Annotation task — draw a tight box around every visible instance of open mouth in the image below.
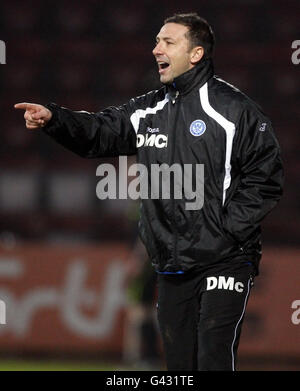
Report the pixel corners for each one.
[158,62,170,73]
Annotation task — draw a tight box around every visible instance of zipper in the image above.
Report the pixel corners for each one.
[171,90,179,104]
[169,91,180,269]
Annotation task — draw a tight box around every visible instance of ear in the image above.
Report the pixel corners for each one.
[190,46,204,64]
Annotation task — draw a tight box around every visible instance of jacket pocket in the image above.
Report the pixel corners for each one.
[205,199,238,247]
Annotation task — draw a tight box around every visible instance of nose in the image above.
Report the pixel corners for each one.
[153,42,163,57]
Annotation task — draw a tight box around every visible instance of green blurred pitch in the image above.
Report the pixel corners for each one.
[0,359,131,371]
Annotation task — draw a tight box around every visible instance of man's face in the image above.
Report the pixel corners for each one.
[153,23,194,84]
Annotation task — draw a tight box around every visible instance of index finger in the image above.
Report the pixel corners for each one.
[14,102,37,111]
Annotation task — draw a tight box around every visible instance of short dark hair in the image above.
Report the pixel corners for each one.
[164,12,215,59]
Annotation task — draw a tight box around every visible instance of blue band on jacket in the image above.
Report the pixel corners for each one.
[156,270,184,275]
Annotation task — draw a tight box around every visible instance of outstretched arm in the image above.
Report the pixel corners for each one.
[14,101,137,158]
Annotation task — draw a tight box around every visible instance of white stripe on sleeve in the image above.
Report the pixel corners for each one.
[199,83,236,205]
[130,94,169,134]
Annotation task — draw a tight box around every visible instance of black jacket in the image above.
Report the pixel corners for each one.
[43,58,284,275]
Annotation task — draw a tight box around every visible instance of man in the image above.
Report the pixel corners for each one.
[15,13,284,370]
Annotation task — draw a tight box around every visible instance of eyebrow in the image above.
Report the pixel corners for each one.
[155,36,176,43]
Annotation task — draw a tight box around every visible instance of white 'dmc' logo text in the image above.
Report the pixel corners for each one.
[137,133,168,148]
[206,276,244,293]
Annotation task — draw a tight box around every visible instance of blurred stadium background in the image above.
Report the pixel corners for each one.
[0,0,299,371]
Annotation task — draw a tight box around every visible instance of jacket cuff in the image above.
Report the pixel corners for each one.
[42,102,60,133]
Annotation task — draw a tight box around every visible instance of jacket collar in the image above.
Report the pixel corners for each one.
[166,58,214,97]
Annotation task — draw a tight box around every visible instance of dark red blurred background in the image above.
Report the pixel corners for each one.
[0,0,299,371]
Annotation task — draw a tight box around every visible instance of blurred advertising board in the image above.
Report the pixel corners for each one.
[0,244,299,357]
[0,243,131,354]
[239,248,300,357]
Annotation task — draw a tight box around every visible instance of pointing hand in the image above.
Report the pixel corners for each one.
[14,102,52,129]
